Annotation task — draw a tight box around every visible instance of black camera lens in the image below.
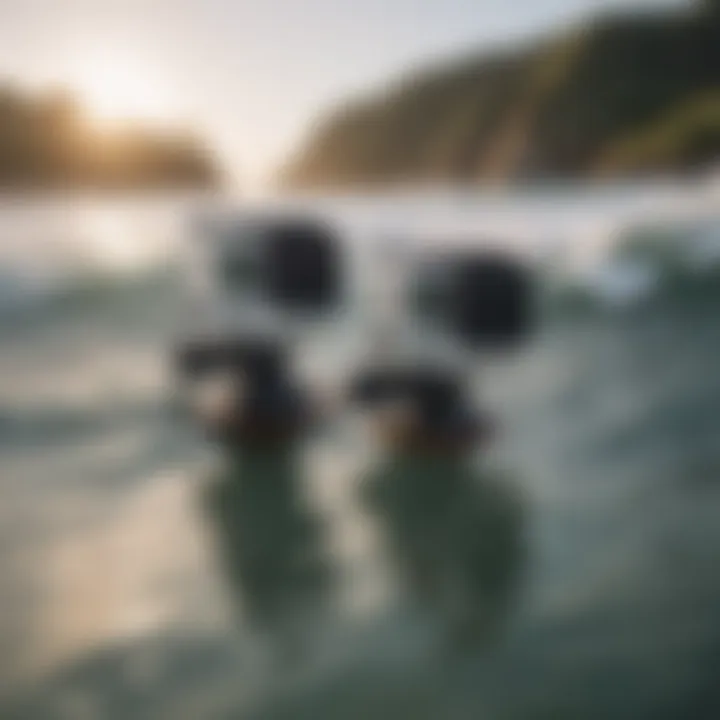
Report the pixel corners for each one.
[263,220,341,313]
[452,253,533,347]
[412,251,533,349]
[215,217,341,314]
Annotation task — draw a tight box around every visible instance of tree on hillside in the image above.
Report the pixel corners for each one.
[0,84,221,190]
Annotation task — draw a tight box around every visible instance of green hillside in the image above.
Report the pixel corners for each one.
[280,2,720,190]
[0,86,221,191]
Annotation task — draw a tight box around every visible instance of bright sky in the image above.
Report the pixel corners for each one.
[0,0,685,191]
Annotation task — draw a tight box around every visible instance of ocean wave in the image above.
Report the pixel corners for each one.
[550,214,720,312]
[0,395,170,450]
[0,265,183,336]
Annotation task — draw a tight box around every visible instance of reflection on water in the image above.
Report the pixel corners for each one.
[204,444,334,661]
[360,451,525,653]
[1,197,720,719]
[35,472,215,673]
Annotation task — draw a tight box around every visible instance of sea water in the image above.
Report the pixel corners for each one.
[0,183,719,719]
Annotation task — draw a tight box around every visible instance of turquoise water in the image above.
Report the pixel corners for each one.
[0,189,719,719]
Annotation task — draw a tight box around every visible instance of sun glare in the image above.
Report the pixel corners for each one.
[72,61,177,126]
